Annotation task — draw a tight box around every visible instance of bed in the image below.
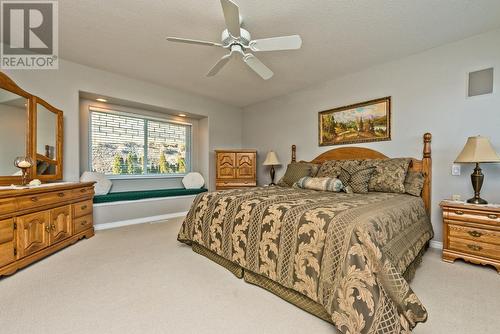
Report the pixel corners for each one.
[178,133,433,334]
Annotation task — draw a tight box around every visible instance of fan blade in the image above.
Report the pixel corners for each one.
[249,35,302,52]
[207,54,232,77]
[220,0,240,38]
[243,54,274,80]
[166,37,221,47]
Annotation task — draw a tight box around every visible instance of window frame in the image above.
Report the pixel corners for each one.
[88,106,192,180]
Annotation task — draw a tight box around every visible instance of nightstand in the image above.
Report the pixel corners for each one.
[440,200,500,273]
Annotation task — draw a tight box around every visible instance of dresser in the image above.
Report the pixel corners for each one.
[215,150,257,190]
[0,182,95,277]
[441,200,500,273]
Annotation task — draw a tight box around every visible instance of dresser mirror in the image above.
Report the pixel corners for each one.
[0,72,63,185]
[34,98,63,180]
[0,88,29,177]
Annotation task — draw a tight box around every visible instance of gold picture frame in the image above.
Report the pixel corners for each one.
[318,96,391,146]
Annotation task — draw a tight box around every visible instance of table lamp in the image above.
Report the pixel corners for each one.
[263,151,281,186]
[455,136,500,204]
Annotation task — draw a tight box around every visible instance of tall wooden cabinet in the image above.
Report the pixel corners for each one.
[215,150,257,190]
[0,182,95,277]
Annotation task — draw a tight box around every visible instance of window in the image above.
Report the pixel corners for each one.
[89,108,191,177]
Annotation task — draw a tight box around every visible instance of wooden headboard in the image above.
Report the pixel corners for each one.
[291,133,432,216]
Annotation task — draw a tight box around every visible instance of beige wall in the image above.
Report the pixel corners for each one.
[5,59,243,191]
[242,29,500,243]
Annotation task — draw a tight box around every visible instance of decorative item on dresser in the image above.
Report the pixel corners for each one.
[262,151,280,185]
[0,182,95,277]
[454,136,500,204]
[441,200,500,273]
[215,149,256,190]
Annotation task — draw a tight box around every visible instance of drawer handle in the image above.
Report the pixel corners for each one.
[31,197,39,202]
[57,192,65,197]
[81,221,87,226]
[50,224,56,230]
[487,214,498,219]
[467,244,482,251]
[80,189,87,193]
[45,225,50,233]
[468,231,482,238]
[455,210,464,215]
[81,205,87,210]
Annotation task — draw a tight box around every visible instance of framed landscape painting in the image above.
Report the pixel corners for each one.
[318,97,391,146]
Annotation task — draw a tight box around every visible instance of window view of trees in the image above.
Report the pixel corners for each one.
[90,111,189,176]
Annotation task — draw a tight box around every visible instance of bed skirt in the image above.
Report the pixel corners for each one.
[190,242,428,324]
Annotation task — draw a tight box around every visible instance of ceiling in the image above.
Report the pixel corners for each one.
[60,0,500,108]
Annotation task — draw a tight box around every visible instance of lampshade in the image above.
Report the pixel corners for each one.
[263,151,281,166]
[454,136,500,163]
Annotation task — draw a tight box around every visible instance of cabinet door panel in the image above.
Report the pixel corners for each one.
[216,152,236,179]
[236,153,256,179]
[17,211,50,257]
[0,219,15,267]
[50,206,71,244]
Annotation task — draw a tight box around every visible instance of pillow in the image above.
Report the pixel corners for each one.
[277,162,315,187]
[182,172,205,189]
[338,165,375,193]
[362,158,411,193]
[317,160,361,178]
[404,171,425,196]
[80,171,112,195]
[294,176,344,192]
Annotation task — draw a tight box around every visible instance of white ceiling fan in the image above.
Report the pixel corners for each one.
[166,0,302,80]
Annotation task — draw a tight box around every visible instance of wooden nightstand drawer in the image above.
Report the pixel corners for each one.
[448,224,500,245]
[449,238,500,261]
[445,207,500,226]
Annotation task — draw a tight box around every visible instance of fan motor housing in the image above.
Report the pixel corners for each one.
[221,28,251,47]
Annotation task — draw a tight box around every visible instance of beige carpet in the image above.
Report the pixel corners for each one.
[1,218,499,334]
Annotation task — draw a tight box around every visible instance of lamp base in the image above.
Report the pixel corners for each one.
[467,197,488,205]
[468,163,487,205]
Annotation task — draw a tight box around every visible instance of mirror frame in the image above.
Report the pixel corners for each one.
[0,72,34,186]
[0,71,64,185]
[32,96,64,181]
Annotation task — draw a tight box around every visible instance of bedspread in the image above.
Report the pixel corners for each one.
[178,187,433,334]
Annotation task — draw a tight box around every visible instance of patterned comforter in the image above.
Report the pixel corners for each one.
[178,187,433,334]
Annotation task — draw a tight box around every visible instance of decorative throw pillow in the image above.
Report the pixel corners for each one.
[295,176,344,192]
[338,165,375,193]
[317,160,361,178]
[80,171,112,195]
[362,158,411,193]
[277,162,314,187]
[182,172,205,189]
[404,171,425,196]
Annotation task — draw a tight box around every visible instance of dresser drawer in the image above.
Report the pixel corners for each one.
[0,198,17,215]
[448,224,500,246]
[17,189,75,210]
[449,237,500,260]
[73,200,93,218]
[73,214,93,234]
[444,207,500,227]
[216,181,256,188]
[72,186,94,198]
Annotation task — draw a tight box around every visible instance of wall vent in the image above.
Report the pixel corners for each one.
[468,68,493,97]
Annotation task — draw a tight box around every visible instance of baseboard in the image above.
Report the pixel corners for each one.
[94,211,188,231]
[429,240,443,250]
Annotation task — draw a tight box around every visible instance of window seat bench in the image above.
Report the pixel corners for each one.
[93,188,208,204]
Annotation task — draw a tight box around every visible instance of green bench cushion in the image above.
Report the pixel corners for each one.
[93,188,208,204]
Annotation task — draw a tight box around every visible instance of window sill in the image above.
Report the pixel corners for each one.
[106,174,187,180]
